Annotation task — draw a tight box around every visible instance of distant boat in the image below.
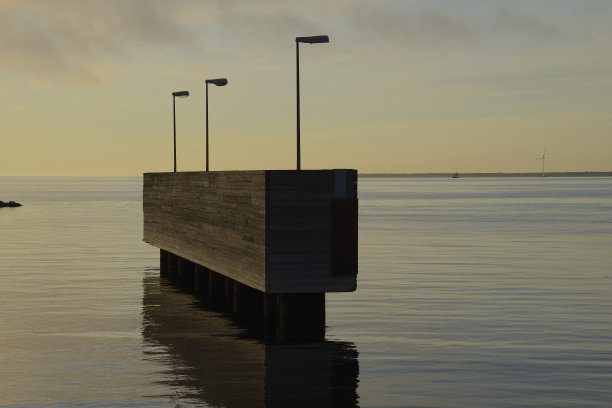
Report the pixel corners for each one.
[452,172,461,179]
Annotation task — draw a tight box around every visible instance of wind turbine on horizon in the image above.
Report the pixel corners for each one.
[537,150,546,177]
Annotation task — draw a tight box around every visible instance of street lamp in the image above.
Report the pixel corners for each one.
[205,78,228,172]
[172,91,189,172]
[295,35,329,171]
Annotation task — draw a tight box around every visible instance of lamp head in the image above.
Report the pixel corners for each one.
[172,91,189,98]
[205,78,228,86]
[296,35,329,44]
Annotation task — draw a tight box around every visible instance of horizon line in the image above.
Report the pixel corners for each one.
[2,170,612,179]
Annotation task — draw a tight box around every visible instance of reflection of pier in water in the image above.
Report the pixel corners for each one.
[142,274,359,407]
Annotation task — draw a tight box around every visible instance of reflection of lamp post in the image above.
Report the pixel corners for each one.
[205,78,228,172]
[172,91,189,172]
[295,35,329,171]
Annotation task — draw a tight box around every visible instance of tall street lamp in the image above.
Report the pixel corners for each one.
[205,78,228,172]
[295,35,329,171]
[172,91,189,172]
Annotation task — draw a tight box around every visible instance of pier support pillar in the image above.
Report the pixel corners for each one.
[167,252,178,281]
[177,258,194,292]
[194,265,208,297]
[263,294,278,339]
[176,256,184,284]
[232,282,263,319]
[208,270,225,309]
[160,249,168,278]
[224,277,234,313]
[277,293,325,342]
[233,281,248,314]
[160,264,329,342]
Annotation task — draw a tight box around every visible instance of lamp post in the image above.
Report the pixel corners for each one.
[172,91,189,172]
[295,35,329,171]
[205,78,228,172]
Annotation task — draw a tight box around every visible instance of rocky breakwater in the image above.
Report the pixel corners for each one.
[0,201,22,208]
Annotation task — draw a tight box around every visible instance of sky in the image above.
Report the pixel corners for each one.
[1,0,611,176]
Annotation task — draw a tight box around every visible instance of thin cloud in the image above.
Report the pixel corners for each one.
[0,0,607,86]
[492,4,565,43]
[218,8,318,42]
[0,0,198,84]
[347,6,477,45]
[342,1,574,48]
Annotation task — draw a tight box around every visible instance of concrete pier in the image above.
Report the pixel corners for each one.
[144,170,357,341]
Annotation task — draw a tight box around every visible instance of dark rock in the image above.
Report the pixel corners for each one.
[0,201,22,208]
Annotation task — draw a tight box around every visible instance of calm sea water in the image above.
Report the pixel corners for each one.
[1,176,611,407]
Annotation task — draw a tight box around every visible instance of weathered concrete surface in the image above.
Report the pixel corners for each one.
[143,170,357,294]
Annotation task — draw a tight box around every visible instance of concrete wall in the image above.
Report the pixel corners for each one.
[144,171,267,291]
[143,170,357,294]
[265,170,357,293]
